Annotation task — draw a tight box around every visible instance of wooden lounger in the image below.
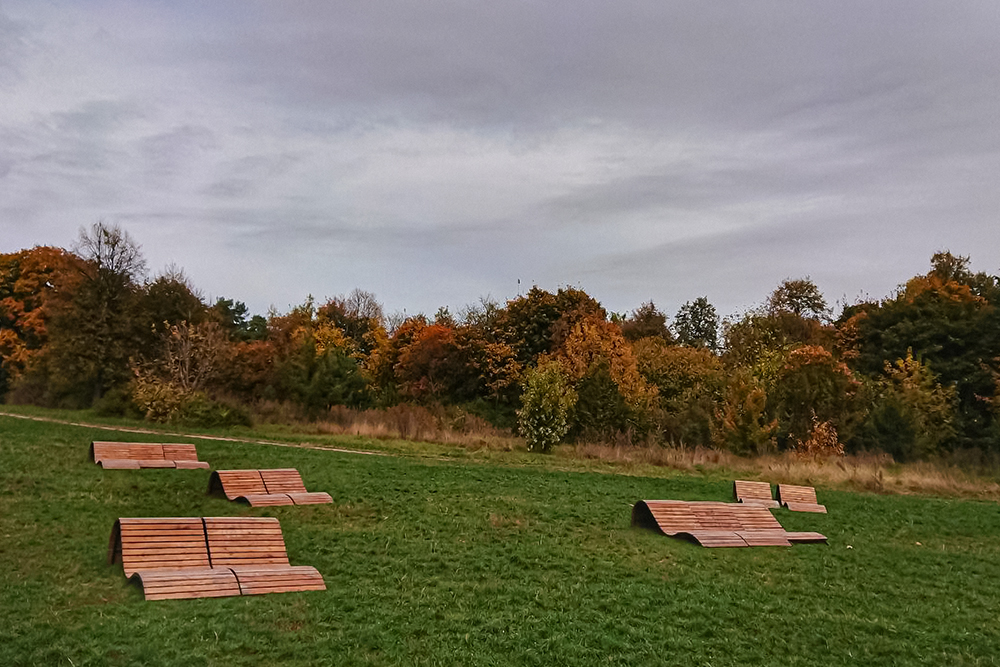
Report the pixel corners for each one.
[631,500,826,548]
[208,469,332,506]
[733,480,779,508]
[91,441,210,470]
[776,484,827,513]
[108,517,325,600]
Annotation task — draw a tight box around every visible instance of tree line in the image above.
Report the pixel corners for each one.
[2,222,999,461]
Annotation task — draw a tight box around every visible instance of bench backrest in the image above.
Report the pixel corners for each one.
[260,468,308,494]
[161,444,201,461]
[109,518,211,577]
[209,470,268,499]
[92,442,166,462]
[204,517,291,567]
[733,480,774,504]
[776,484,819,505]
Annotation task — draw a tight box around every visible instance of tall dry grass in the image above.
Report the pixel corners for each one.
[251,400,1000,500]
[297,404,518,450]
[568,442,1000,500]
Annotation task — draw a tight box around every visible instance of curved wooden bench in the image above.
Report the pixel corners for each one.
[776,484,827,513]
[208,469,331,506]
[91,441,210,470]
[208,470,294,506]
[733,480,779,508]
[108,517,325,600]
[631,500,826,547]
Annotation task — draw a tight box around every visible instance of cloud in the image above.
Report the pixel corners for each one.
[1,0,999,319]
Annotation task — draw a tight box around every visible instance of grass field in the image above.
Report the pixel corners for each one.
[2,409,999,666]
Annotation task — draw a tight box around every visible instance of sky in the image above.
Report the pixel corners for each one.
[2,1,1000,321]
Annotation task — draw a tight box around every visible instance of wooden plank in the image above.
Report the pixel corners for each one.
[229,565,326,595]
[259,469,308,494]
[287,492,332,505]
[776,484,827,513]
[733,480,780,508]
[204,517,291,567]
[131,569,241,601]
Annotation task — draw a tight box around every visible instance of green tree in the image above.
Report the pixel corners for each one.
[674,297,719,351]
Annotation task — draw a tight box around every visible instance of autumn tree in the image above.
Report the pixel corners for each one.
[620,301,673,343]
[0,246,84,399]
[634,338,724,447]
[45,223,147,404]
[846,252,1000,450]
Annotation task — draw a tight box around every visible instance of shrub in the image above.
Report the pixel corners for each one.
[518,361,577,453]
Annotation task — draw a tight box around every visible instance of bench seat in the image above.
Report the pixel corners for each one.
[108,517,325,600]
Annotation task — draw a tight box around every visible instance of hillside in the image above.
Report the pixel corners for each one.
[2,411,999,666]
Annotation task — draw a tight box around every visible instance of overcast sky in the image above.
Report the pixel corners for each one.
[2,1,999,321]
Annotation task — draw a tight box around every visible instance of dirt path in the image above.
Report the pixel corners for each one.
[0,410,389,457]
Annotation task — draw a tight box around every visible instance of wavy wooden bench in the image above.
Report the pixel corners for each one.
[776,484,827,513]
[631,500,827,547]
[108,517,325,600]
[208,469,332,506]
[733,480,779,508]
[91,441,210,470]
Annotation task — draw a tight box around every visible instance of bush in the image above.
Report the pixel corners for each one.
[92,385,143,419]
[518,361,577,453]
[176,392,252,428]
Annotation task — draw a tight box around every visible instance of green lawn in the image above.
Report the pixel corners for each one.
[2,411,998,666]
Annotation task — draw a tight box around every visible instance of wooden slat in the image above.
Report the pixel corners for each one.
[212,470,268,499]
[229,566,326,595]
[776,484,827,513]
[204,517,291,567]
[131,569,241,600]
[786,531,828,543]
[259,469,308,494]
[92,441,208,469]
[161,444,199,461]
[287,492,333,505]
[113,518,211,576]
[733,480,780,508]
[243,493,295,507]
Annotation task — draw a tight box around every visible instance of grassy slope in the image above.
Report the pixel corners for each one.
[2,412,998,666]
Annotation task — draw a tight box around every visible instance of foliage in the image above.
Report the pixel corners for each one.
[634,338,724,447]
[768,344,860,449]
[766,277,829,320]
[791,413,845,458]
[852,350,958,461]
[620,301,673,342]
[518,360,577,452]
[847,252,1000,450]
[0,246,84,396]
[674,296,719,351]
[712,369,777,455]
